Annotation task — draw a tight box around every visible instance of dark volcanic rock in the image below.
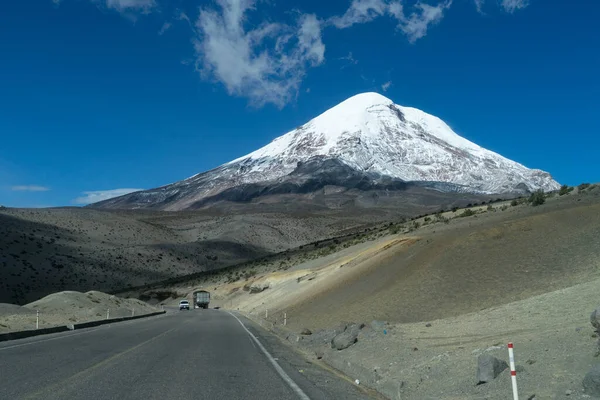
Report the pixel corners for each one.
[583,364,600,397]
[591,307,600,332]
[476,354,508,384]
[331,323,365,351]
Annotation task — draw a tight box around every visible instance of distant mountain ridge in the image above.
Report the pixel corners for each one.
[91,92,559,210]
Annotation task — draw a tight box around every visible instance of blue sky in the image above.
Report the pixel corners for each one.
[0,0,598,207]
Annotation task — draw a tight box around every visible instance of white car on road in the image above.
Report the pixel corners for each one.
[179,300,190,311]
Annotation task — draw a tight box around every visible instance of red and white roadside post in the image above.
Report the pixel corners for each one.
[508,342,519,400]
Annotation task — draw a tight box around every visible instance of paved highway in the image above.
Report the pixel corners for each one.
[0,309,374,400]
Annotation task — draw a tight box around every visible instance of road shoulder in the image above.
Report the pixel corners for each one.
[232,311,387,400]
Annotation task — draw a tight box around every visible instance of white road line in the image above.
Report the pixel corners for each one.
[0,313,171,351]
[227,311,311,400]
[0,327,103,351]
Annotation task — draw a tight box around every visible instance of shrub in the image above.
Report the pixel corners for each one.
[578,183,591,191]
[424,217,431,222]
[528,190,546,206]
[451,206,459,213]
[510,199,519,207]
[559,185,570,196]
[487,204,494,211]
[459,209,475,218]
[243,269,257,280]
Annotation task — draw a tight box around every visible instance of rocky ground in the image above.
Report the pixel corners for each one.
[148,183,600,399]
[250,278,600,399]
[0,290,159,333]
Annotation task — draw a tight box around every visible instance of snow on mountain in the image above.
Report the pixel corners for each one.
[92,92,559,210]
[213,92,557,192]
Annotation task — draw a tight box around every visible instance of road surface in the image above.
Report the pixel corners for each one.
[0,309,374,400]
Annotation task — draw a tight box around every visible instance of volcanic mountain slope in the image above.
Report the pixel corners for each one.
[91,92,560,211]
[0,202,427,305]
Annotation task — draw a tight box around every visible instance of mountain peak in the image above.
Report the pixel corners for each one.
[335,92,393,109]
[90,93,560,211]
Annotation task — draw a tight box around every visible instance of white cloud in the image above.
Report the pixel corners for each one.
[158,22,171,35]
[329,0,388,29]
[501,0,529,13]
[103,0,155,12]
[381,80,392,91]
[330,0,452,44]
[398,1,452,43]
[72,188,143,205]
[194,0,325,108]
[11,185,50,192]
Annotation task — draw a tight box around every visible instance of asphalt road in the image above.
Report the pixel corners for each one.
[0,309,374,400]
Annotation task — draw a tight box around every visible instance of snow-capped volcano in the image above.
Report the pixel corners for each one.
[91,92,560,211]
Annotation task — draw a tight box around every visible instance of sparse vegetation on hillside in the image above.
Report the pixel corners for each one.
[458,209,475,218]
[559,185,571,196]
[528,189,546,206]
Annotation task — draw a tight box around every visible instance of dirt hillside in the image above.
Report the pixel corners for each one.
[0,205,403,304]
[0,290,159,333]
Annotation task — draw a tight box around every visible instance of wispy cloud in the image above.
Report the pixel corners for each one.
[339,52,359,69]
[194,0,325,108]
[103,0,155,13]
[329,0,388,29]
[72,188,143,205]
[11,185,50,192]
[501,0,529,13]
[474,0,485,14]
[398,1,452,44]
[52,0,532,108]
[330,0,453,44]
[381,81,392,91]
[158,22,171,35]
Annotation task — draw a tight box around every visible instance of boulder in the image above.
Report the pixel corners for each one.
[591,307,600,332]
[476,354,508,384]
[583,363,600,397]
[331,323,364,350]
[301,328,313,336]
[370,320,388,331]
[249,282,269,294]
